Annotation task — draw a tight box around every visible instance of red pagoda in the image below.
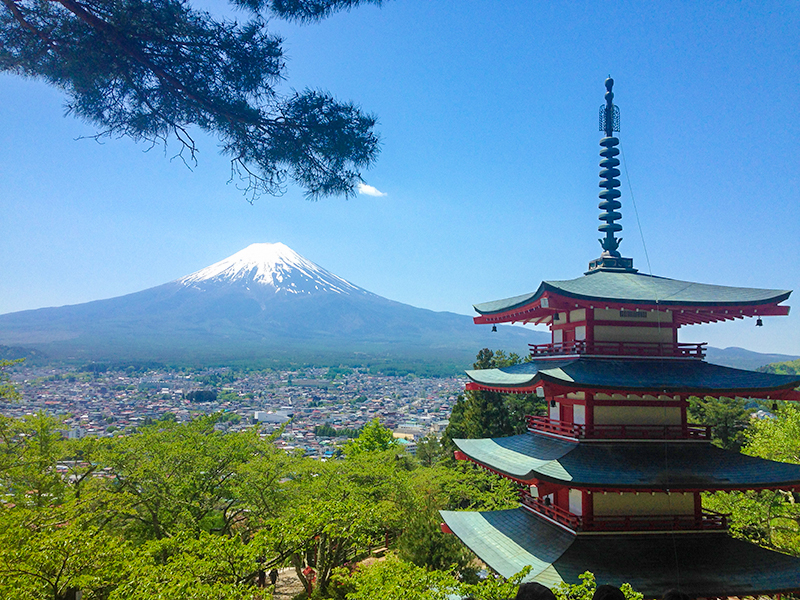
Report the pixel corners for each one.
[440,78,800,598]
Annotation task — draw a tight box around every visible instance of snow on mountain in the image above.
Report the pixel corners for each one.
[178,243,367,296]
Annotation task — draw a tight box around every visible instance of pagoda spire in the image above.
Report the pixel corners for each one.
[587,76,636,273]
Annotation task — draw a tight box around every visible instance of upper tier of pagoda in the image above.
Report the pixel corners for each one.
[473,76,791,340]
[472,271,791,327]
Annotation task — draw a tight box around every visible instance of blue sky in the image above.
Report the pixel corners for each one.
[1,1,799,355]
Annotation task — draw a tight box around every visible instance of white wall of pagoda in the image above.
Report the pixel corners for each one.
[569,489,583,515]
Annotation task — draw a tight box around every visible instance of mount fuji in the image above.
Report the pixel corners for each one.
[0,243,542,367]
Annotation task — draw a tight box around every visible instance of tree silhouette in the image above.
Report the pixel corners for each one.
[1,0,384,199]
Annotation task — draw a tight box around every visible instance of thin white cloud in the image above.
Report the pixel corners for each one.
[357,182,387,197]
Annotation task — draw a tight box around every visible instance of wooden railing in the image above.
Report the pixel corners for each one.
[525,416,711,440]
[528,340,707,359]
[519,489,582,530]
[519,489,728,532]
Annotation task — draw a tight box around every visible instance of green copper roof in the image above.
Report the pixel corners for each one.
[473,271,791,315]
[454,433,800,489]
[440,508,800,597]
[465,357,800,394]
[440,509,572,588]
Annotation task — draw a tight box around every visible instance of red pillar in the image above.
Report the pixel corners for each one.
[585,392,595,437]
[582,491,594,529]
[680,397,688,437]
[694,492,702,526]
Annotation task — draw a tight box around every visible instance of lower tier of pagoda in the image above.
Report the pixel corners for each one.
[439,507,800,598]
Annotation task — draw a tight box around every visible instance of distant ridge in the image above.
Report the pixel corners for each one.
[0,243,545,368]
[705,346,800,371]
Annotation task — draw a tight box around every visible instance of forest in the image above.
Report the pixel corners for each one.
[2,354,800,599]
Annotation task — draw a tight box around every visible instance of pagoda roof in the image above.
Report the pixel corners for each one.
[440,507,800,598]
[453,433,800,490]
[465,357,800,398]
[473,271,790,326]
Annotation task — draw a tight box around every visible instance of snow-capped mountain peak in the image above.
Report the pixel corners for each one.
[178,243,364,296]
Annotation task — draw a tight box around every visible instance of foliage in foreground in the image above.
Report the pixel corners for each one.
[704,405,800,555]
[332,557,643,600]
[0,411,518,599]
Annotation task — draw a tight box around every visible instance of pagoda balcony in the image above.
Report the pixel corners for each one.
[518,490,582,530]
[525,415,712,441]
[519,490,728,533]
[528,340,707,359]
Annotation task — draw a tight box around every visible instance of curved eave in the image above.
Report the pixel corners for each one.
[472,275,791,326]
[465,379,800,401]
[440,508,800,598]
[453,434,800,491]
[465,359,800,400]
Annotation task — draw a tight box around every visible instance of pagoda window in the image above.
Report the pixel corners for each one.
[553,329,563,344]
[575,325,586,341]
[549,400,560,421]
[573,404,586,425]
[569,489,583,516]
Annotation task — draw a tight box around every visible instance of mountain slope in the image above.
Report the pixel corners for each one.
[0,243,544,365]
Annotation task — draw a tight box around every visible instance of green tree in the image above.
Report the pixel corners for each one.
[1,0,382,199]
[759,359,800,375]
[265,450,409,597]
[110,531,267,600]
[396,462,517,577]
[343,417,398,456]
[704,406,800,554]
[97,415,273,541]
[554,571,643,600]
[0,413,67,508]
[442,349,545,454]
[415,433,447,467]
[0,358,21,402]
[0,502,133,600]
[688,395,754,450]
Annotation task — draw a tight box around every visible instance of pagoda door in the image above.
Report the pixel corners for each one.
[563,328,574,350]
[561,404,573,425]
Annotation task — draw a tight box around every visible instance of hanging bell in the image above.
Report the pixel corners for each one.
[491,325,497,332]
[756,318,763,327]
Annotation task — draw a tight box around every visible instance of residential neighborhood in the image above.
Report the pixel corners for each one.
[3,364,463,457]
